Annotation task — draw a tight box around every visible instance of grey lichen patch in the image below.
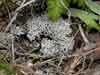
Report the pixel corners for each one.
[27,15,74,57]
[0,32,13,49]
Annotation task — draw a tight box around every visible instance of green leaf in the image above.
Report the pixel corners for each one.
[72,0,78,4]
[78,0,85,7]
[46,0,69,21]
[85,0,100,15]
[70,8,100,31]
[72,0,86,8]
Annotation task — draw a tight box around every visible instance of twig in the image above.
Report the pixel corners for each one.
[68,30,79,49]
[5,0,26,32]
[78,24,89,44]
[57,55,65,68]
[5,0,36,32]
[33,58,55,67]
[16,0,36,12]
[11,36,15,64]
[5,13,18,32]
[0,41,9,49]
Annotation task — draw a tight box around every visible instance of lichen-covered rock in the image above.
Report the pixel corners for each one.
[26,15,74,57]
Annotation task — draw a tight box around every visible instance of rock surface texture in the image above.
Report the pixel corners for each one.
[26,15,74,57]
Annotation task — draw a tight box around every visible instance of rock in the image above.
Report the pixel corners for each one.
[25,15,74,57]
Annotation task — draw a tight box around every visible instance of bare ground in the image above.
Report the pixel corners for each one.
[0,0,100,75]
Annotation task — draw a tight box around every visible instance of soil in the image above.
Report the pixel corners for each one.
[0,0,100,75]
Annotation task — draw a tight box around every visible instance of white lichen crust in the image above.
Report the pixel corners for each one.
[27,15,74,57]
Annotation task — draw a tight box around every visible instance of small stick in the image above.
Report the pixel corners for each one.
[78,24,89,44]
[5,0,36,32]
[11,36,15,64]
[67,30,79,49]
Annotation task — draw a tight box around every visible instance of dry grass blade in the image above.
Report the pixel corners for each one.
[78,24,89,44]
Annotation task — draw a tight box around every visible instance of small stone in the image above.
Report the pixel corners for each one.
[25,15,74,57]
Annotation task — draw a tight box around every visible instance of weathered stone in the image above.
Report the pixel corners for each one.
[26,15,74,57]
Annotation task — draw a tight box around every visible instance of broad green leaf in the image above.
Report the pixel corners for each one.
[70,8,99,20]
[72,0,85,8]
[78,0,85,7]
[46,0,69,21]
[70,8,100,30]
[85,0,100,15]
[72,0,78,4]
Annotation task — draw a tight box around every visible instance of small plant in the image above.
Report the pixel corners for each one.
[0,63,16,75]
[46,0,100,31]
